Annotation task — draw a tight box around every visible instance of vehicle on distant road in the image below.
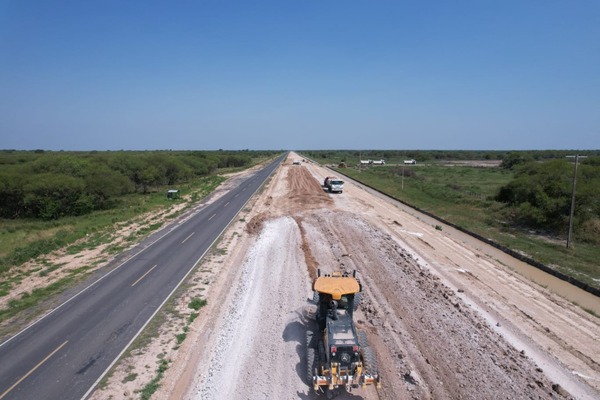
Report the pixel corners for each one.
[359,159,385,166]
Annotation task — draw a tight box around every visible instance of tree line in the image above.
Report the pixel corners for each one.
[302,149,600,163]
[0,150,278,220]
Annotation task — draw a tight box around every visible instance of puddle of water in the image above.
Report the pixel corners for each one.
[417,209,600,315]
[445,229,600,315]
[398,229,424,237]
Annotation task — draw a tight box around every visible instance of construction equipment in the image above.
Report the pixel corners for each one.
[307,270,381,398]
[323,177,344,193]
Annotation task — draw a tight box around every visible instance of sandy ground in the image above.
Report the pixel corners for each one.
[92,153,599,400]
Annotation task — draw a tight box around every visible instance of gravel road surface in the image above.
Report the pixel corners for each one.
[108,153,599,400]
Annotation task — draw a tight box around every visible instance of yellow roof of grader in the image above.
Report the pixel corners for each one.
[313,272,361,300]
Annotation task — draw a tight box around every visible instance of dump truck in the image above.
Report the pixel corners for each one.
[307,270,381,398]
[324,177,344,193]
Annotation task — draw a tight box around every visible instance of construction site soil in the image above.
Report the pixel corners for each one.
[95,153,600,400]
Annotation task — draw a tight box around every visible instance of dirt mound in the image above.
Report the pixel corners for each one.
[245,213,268,235]
[280,164,332,213]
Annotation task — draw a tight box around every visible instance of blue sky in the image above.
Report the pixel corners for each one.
[1,1,599,151]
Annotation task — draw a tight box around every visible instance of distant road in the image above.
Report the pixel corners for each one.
[0,154,285,400]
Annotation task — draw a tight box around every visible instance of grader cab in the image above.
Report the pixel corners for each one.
[307,270,381,398]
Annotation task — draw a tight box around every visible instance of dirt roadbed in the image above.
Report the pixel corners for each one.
[94,153,600,399]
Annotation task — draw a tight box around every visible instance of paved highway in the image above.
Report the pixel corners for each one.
[0,154,285,400]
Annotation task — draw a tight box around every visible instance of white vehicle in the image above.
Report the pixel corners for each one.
[293,159,301,165]
[372,159,385,165]
[324,176,344,193]
[403,159,416,165]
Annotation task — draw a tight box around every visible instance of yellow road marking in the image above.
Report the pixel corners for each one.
[131,265,157,287]
[0,340,69,399]
[181,232,195,244]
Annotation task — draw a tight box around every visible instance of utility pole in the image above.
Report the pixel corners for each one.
[401,164,404,190]
[566,154,587,249]
[359,152,362,173]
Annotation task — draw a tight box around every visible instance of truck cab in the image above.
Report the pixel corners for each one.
[324,177,344,193]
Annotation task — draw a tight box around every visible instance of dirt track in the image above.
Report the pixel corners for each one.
[144,153,600,399]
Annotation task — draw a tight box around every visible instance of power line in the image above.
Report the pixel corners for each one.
[565,155,587,249]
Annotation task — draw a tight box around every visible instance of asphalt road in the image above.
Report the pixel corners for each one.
[0,154,285,400]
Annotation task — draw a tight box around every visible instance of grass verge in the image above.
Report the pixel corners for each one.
[0,175,226,274]
[138,358,170,400]
[338,164,600,291]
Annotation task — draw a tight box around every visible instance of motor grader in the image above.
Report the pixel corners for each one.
[307,270,381,398]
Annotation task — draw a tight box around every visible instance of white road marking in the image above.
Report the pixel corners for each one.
[131,265,157,287]
[0,340,69,399]
[182,232,195,244]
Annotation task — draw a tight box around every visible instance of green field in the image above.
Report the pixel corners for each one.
[324,162,599,291]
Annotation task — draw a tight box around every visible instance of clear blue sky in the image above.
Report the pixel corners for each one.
[1,1,599,151]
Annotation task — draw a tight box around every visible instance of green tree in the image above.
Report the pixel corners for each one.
[500,152,534,170]
[29,154,91,177]
[23,174,85,220]
[109,154,150,192]
[0,172,26,218]
[496,159,600,239]
[83,166,134,209]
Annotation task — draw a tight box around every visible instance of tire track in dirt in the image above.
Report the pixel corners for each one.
[163,156,596,400]
[92,154,597,399]
[300,211,560,399]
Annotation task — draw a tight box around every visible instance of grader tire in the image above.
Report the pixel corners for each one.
[362,345,379,376]
[306,330,317,386]
[358,330,368,348]
[306,330,315,348]
[312,291,320,305]
[307,347,316,386]
[358,331,378,375]
[353,292,362,311]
